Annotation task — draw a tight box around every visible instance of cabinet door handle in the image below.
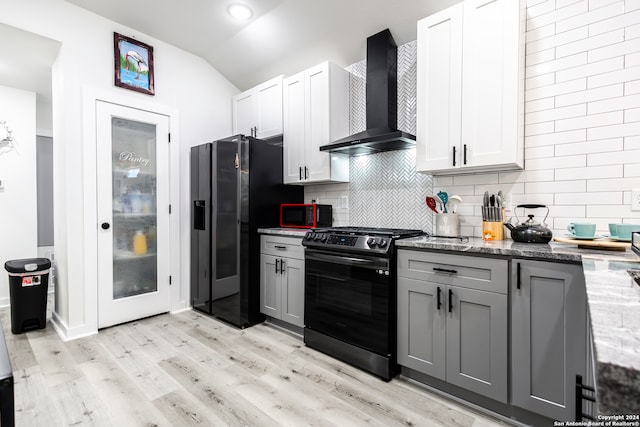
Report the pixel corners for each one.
[452,146,456,167]
[517,262,521,290]
[254,126,258,137]
[280,260,285,274]
[463,144,467,165]
[101,222,110,230]
[433,267,457,275]
[299,166,303,180]
[304,166,309,180]
[275,259,280,274]
[448,289,453,313]
[274,245,287,250]
[437,286,442,310]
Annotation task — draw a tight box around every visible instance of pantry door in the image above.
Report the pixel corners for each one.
[96,101,171,328]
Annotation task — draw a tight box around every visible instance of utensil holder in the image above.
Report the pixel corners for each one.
[435,213,460,237]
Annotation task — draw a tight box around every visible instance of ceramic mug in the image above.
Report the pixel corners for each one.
[614,224,640,240]
[567,222,596,238]
[608,223,622,236]
[435,213,460,237]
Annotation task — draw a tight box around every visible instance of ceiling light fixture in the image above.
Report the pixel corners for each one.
[227,3,253,21]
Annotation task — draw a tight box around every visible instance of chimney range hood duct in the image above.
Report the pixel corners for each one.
[319,29,416,156]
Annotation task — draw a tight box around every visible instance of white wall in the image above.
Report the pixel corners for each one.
[0,86,38,305]
[1,0,239,339]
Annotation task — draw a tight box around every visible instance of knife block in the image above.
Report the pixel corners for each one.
[482,208,506,241]
[482,221,504,241]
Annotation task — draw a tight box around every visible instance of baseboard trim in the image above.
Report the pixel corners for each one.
[50,311,97,342]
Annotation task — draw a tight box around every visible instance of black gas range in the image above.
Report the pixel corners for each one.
[302,226,425,381]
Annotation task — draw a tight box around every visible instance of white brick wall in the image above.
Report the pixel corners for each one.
[307,0,640,237]
[436,0,640,238]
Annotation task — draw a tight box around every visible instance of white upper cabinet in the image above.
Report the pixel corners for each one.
[416,0,525,175]
[232,75,283,139]
[283,61,350,185]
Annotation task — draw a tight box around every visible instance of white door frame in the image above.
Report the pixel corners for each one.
[74,87,181,339]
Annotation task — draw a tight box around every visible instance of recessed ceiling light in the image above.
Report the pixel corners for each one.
[228,3,253,21]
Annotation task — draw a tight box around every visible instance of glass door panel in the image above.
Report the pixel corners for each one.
[97,101,170,329]
[111,117,157,299]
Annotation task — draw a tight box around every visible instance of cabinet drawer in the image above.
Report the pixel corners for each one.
[397,250,508,294]
[260,235,304,259]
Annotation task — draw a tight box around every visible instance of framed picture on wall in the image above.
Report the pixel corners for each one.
[114,32,155,95]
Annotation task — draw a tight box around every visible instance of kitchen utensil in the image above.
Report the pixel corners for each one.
[426,196,438,213]
[482,191,489,221]
[504,204,553,243]
[554,236,629,251]
[437,191,449,213]
[448,195,462,213]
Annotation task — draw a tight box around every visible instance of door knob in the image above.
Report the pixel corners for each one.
[101,222,110,230]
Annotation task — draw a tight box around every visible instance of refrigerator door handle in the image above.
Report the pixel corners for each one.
[193,200,206,230]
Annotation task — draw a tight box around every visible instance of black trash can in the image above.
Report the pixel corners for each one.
[4,258,51,334]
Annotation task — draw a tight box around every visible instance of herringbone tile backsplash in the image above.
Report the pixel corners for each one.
[305,40,434,232]
[350,149,432,230]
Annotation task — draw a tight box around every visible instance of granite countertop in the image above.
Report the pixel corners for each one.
[397,235,640,415]
[395,235,640,263]
[258,228,309,238]
[580,256,640,415]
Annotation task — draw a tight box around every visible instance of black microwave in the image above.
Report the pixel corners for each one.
[279,204,333,229]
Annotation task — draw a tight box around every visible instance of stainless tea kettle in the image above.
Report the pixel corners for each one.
[504,204,553,243]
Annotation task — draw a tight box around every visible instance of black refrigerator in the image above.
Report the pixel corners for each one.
[190,135,303,328]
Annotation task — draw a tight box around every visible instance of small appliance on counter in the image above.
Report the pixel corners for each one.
[504,204,553,244]
[632,231,640,256]
[279,203,332,229]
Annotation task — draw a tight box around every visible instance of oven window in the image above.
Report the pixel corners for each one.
[317,273,372,316]
[305,252,391,355]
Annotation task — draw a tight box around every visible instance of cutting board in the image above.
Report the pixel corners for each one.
[553,236,631,251]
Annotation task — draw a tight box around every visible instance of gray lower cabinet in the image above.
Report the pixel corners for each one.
[260,235,305,327]
[397,250,509,403]
[511,259,587,421]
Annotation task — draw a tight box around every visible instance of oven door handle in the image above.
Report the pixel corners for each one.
[305,251,388,269]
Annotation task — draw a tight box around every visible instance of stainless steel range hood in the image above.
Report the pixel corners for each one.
[319,29,416,156]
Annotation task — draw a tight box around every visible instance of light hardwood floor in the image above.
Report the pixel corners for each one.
[0,300,510,427]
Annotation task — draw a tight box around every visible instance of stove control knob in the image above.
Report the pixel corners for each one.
[320,235,327,242]
[378,238,387,248]
[367,237,377,247]
[314,234,322,241]
[305,232,314,240]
